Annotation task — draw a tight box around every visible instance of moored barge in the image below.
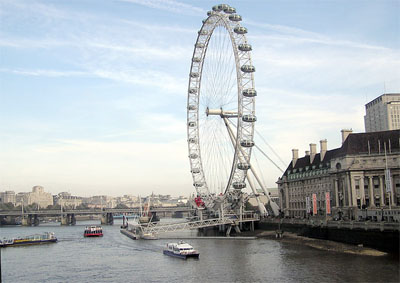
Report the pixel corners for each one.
[0,232,57,247]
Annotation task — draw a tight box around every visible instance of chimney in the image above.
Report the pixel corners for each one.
[305,151,310,156]
[310,143,317,163]
[341,129,353,144]
[292,149,298,167]
[320,139,327,161]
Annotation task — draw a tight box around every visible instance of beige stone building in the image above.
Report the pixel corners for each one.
[277,130,400,220]
[26,186,54,208]
[0,191,16,205]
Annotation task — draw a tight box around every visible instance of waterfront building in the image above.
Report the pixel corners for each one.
[26,186,54,208]
[0,191,16,205]
[54,192,83,209]
[277,130,400,220]
[364,93,400,132]
[87,195,116,209]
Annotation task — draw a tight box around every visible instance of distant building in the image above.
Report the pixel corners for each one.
[87,195,115,209]
[26,186,54,208]
[54,192,82,208]
[364,93,400,132]
[0,191,16,205]
[277,130,400,220]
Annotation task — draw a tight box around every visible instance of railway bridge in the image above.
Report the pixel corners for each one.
[0,207,194,226]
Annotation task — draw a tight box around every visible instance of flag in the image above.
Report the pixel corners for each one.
[325,192,331,215]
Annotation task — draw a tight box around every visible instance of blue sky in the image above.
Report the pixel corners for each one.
[0,0,399,197]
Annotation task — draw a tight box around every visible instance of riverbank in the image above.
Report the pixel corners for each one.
[257,218,399,254]
[253,230,387,256]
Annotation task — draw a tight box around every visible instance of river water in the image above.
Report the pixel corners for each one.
[1,219,399,283]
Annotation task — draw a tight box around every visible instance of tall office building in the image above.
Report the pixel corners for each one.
[364,93,400,132]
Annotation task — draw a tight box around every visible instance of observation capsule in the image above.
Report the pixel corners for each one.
[189,153,198,159]
[192,57,201,63]
[241,65,255,73]
[224,6,236,14]
[229,14,242,21]
[234,26,247,34]
[240,140,255,147]
[188,122,196,127]
[194,182,204,187]
[233,182,246,190]
[189,88,197,94]
[242,114,257,122]
[207,11,213,16]
[188,105,197,110]
[242,88,257,97]
[237,163,251,170]
[191,168,200,174]
[195,43,205,48]
[238,43,252,51]
[190,72,200,78]
[188,138,197,143]
[198,30,208,36]
[212,5,222,11]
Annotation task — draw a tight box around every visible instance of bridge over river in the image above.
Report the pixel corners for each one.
[0,207,194,226]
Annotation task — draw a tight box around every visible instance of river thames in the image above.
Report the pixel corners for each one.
[1,219,399,283]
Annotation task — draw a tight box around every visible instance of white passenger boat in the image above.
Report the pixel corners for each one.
[163,241,199,259]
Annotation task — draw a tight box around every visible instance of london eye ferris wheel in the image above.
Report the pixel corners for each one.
[187,4,261,212]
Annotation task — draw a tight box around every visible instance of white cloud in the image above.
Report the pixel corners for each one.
[118,0,205,15]
[0,68,90,77]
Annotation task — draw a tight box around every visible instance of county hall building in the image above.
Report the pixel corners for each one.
[277,129,400,221]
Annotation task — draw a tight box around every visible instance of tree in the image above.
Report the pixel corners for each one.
[115,203,129,209]
[0,202,14,210]
[76,203,89,210]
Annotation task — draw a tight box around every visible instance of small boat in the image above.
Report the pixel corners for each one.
[84,226,103,237]
[0,232,57,247]
[163,241,199,259]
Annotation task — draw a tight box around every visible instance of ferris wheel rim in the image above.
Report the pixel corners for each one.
[187,6,256,202]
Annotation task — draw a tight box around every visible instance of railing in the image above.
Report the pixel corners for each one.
[0,207,194,216]
[261,217,400,232]
[129,213,260,235]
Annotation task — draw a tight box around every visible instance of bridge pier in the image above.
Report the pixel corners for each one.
[21,215,31,226]
[61,214,76,225]
[101,213,113,225]
[21,214,39,226]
